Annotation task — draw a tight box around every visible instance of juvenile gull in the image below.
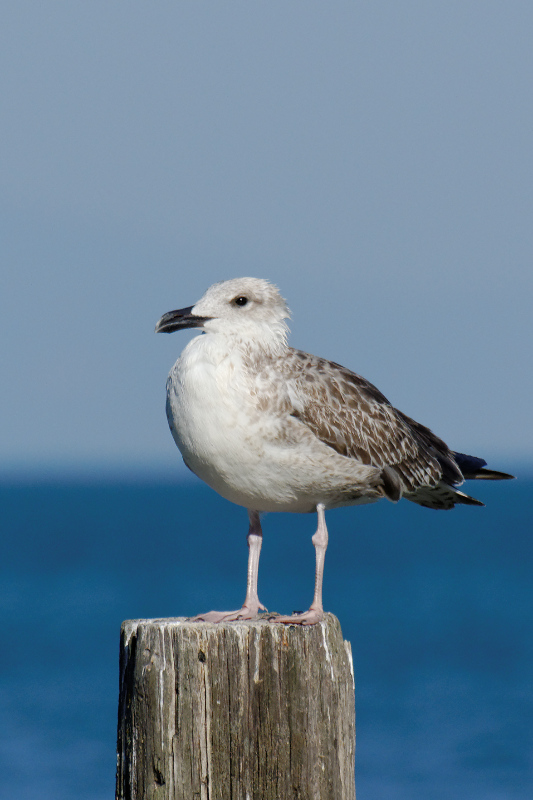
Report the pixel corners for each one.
[156,277,514,625]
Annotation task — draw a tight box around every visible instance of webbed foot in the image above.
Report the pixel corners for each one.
[269,607,324,626]
[190,601,267,623]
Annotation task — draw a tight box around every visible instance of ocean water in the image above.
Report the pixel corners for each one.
[1,475,531,799]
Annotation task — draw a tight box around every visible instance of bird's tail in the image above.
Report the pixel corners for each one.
[406,452,514,510]
[452,452,515,481]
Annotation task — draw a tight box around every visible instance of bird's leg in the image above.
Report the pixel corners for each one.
[271,503,328,626]
[190,510,267,623]
[242,510,268,614]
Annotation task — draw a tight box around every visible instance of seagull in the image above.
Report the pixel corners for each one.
[156,278,514,625]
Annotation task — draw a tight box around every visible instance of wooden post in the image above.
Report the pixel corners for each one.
[116,613,355,800]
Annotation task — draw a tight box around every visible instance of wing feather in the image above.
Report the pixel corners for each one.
[282,349,461,494]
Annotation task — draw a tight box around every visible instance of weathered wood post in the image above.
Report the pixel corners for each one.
[116,613,355,800]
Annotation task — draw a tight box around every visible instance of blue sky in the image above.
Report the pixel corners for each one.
[1,2,531,476]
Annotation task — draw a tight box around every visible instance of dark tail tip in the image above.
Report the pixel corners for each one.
[475,468,516,480]
[453,452,515,481]
[455,490,485,507]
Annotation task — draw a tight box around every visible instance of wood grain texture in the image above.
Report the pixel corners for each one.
[116,614,355,800]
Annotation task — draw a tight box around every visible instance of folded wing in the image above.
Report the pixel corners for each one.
[282,349,492,509]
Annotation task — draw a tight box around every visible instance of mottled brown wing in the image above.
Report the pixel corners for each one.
[282,349,462,493]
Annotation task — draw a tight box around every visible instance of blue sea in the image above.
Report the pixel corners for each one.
[1,474,531,799]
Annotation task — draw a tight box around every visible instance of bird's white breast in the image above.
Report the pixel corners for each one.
[166,334,286,507]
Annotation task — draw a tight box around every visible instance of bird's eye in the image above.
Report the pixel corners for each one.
[233,296,248,307]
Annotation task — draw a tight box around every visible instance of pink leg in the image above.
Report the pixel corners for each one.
[271,503,328,626]
[190,510,267,623]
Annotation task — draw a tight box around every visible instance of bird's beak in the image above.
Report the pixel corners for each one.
[155,306,212,333]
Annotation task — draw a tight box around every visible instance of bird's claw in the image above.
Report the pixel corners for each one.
[189,602,266,623]
[268,608,324,626]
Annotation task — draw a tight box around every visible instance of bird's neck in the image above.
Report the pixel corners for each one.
[187,323,289,368]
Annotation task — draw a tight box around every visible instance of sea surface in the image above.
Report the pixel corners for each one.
[1,475,531,799]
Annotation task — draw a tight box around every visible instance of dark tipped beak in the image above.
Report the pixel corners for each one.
[155,306,212,334]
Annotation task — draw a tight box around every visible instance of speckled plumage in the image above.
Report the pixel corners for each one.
[156,277,514,624]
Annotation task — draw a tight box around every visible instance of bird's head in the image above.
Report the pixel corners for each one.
[155,277,291,353]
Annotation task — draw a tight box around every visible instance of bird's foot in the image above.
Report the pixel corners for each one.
[189,601,267,623]
[269,607,324,626]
